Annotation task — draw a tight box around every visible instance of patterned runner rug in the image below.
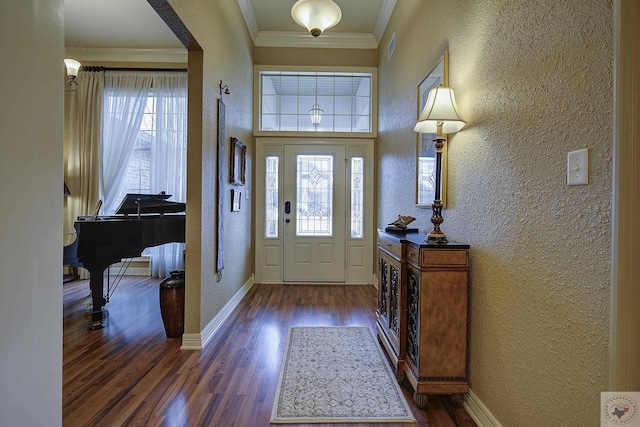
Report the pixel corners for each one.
[271,326,416,424]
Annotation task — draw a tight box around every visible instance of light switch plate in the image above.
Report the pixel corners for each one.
[567,148,588,185]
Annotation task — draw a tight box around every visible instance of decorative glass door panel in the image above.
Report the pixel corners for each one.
[295,154,333,237]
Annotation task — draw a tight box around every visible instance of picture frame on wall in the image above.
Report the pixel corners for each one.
[230,137,246,186]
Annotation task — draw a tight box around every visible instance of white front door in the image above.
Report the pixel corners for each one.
[282,145,346,282]
[255,138,374,285]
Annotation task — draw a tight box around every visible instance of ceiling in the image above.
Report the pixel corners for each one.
[65,0,396,56]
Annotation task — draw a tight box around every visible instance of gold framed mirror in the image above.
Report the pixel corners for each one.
[416,50,448,207]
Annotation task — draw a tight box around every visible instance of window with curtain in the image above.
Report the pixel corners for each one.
[101,71,187,277]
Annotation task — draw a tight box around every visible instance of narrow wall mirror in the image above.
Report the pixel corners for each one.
[416,50,448,207]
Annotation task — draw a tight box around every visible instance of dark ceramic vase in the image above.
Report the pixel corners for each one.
[159,270,185,338]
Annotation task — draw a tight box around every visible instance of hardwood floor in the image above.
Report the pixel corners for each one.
[63,277,477,427]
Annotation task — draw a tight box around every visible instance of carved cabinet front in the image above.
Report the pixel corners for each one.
[376,229,470,408]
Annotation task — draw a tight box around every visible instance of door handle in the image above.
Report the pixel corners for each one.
[284,201,291,214]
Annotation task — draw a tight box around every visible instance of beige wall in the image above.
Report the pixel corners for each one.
[0,0,64,425]
[168,0,255,333]
[254,46,377,67]
[377,1,612,425]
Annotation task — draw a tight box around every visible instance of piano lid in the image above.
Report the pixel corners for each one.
[116,192,185,215]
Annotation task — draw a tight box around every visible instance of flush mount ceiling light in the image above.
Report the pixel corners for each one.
[291,0,342,38]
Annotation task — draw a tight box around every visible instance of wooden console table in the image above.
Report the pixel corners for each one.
[376,228,470,407]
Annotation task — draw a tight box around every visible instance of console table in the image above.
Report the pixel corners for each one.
[376,228,470,407]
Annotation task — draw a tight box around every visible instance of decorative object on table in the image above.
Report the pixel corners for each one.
[414,77,466,243]
[387,215,416,229]
[159,270,185,338]
[230,137,246,186]
[231,189,241,212]
[416,51,448,207]
[385,215,418,233]
[291,0,342,38]
[216,99,225,281]
[271,326,415,424]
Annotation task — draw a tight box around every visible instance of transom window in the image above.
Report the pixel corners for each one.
[258,71,373,133]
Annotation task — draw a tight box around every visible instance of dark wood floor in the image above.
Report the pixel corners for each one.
[63,277,477,427]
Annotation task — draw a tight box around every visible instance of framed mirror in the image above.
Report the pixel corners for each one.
[416,50,448,207]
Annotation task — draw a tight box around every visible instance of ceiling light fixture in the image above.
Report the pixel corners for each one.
[64,58,81,92]
[309,103,324,127]
[291,0,342,38]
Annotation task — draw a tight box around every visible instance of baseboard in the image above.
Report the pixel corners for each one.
[464,388,503,427]
[180,274,255,350]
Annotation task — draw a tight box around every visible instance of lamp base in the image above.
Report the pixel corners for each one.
[425,199,447,243]
[426,231,448,244]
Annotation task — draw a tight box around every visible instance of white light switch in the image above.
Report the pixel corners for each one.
[567,148,588,186]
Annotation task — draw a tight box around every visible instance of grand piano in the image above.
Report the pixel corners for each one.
[75,193,185,329]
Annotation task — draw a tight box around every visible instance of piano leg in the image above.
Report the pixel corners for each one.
[88,269,108,330]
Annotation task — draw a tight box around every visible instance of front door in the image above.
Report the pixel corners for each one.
[282,145,346,282]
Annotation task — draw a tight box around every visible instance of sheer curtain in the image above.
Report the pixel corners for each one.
[100,72,153,215]
[100,71,187,277]
[148,73,187,277]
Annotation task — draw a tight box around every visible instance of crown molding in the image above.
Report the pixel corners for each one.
[374,0,397,43]
[64,47,188,64]
[254,31,378,49]
[237,0,259,42]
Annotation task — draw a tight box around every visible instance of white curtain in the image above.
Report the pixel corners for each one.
[100,71,187,278]
[148,73,187,277]
[100,72,153,215]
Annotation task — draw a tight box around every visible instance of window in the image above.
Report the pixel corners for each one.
[101,71,187,277]
[265,156,279,238]
[259,70,373,133]
[115,95,155,203]
[350,157,364,238]
[101,72,187,215]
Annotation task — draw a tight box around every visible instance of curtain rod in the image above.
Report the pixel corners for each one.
[82,66,186,72]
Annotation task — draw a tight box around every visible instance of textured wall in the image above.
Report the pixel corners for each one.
[378,1,612,425]
[168,0,254,333]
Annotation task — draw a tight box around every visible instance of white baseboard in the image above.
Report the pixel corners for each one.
[464,388,503,427]
[180,274,255,350]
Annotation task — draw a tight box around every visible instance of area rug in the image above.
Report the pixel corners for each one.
[270,326,415,424]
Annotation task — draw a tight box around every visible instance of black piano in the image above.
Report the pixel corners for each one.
[75,193,186,329]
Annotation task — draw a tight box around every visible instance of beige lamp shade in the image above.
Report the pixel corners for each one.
[414,86,466,134]
[64,58,81,78]
[291,0,342,37]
